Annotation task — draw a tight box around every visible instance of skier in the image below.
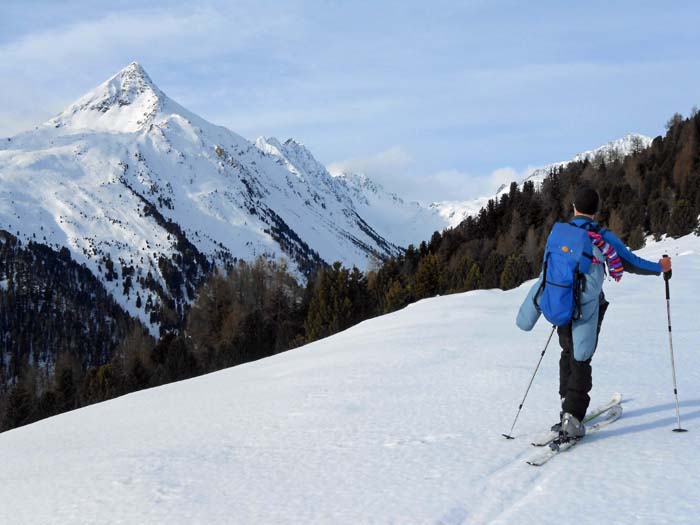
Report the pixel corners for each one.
[516,186,672,440]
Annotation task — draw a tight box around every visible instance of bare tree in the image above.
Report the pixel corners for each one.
[666,112,683,130]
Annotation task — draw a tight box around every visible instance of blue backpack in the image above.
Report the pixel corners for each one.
[535,222,596,326]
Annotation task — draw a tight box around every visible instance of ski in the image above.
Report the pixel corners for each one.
[526,404,622,466]
[530,392,622,447]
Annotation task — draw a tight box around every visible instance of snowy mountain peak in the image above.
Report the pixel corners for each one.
[255,136,291,160]
[47,62,166,133]
[255,136,328,182]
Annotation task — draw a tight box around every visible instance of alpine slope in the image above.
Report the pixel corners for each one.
[0,234,697,524]
[0,62,445,329]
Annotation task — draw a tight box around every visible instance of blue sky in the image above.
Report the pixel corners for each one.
[2,1,699,203]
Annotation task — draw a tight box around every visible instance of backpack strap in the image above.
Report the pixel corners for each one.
[532,256,548,311]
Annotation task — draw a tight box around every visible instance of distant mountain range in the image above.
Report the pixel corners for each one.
[0,62,652,331]
[430,133,653,227]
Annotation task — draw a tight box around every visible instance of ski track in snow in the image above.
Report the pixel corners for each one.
[0,235,699,524]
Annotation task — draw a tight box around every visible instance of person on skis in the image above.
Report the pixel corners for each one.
[516,186,672,440]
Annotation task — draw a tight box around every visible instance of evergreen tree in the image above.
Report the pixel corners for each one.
[305,262,357,342]
[627,225,646,250]
[500,253,531,290]
[649,199,670,239]
[54,354,80,413]
[449,255,474,292]
[413,253,444,299]
[668,199,697,238]
[464,263,482,291]
[481,253,505,289]
[383,279,408,313]
[2,381,33,430]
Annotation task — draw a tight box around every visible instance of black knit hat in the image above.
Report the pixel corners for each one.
[574,187,599,215]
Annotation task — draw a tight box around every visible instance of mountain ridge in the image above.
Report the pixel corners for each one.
[0,63,438,332]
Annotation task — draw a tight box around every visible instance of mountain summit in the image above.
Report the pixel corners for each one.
[47,62,172,133]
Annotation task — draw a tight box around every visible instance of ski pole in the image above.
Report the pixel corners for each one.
[503,325,556,439]
[662,254,687,433]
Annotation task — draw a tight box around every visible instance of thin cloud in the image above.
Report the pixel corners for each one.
[0,4,288,65]
[328,147,414,178]
[360,165,534,206]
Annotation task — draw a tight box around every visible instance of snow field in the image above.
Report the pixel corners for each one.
[0,235,698,524]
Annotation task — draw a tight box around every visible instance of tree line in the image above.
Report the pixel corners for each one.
[2,110,699,432]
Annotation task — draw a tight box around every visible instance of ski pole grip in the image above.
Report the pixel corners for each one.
[663,254,672,281]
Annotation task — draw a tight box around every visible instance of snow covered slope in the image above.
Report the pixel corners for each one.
[1,234,698,524]
[432,133,653,227]
[0,63,431,328]
[256,137,446,249]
